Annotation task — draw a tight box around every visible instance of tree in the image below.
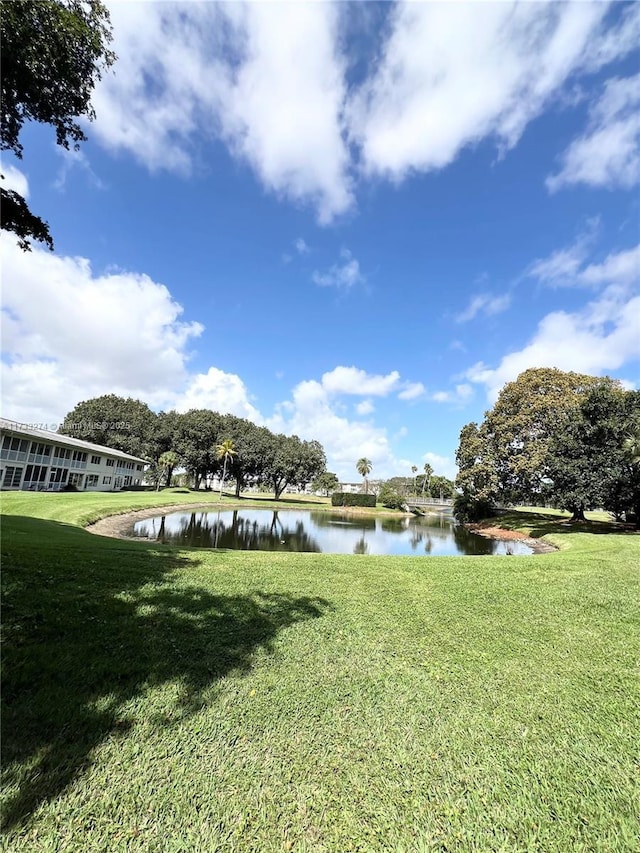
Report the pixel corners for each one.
[455,368,620,509]
[1,0,115,250]
[623,430,640,465]
[411,465,418,495]
[356,458,372,494]
[546,383,635,522]
[429,474,454,501]
[58,395,156,459]
[216,439,237,498]
[149,410,181,463]
[265,435,326,500]
[312,471,340,497]
[221,417,273,498]
[421,463,433,497]
[173,409,222,490]
[482,368,616,504]
[378,481,405,510]
[455,421,498,506]
[157,450,179,490]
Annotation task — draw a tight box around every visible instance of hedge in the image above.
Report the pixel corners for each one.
[331,492,376,508]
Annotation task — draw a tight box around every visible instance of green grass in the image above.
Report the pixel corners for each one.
[0,488,331,529]
[2,494,639,852]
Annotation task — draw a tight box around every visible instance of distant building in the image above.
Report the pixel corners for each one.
[0,418,147,492]
[339,481,382,495]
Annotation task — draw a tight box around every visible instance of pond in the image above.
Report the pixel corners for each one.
[128,508,534,556]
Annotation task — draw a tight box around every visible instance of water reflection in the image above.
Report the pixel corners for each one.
[130,509,533,556]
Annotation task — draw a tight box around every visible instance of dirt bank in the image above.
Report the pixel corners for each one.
[85,503,213,540]
[467,523,557,554]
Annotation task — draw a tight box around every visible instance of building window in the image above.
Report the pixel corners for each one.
[90,455,101,465]
[29,442,51,455]
[28,442,52,462]
[1,437,30,461]
[3,466,23,487]
[23,464,47,489]
[106,458,115,467]
[70,450,87,469]
[2,436,29,453]
[53,446,71,461]
[123,475,132,486]
[68,472,84,487]
[103,475,112,485]
[49,467,69,486]
[86,474,99,487]
[114,476,123,488]
[137,464,143,471]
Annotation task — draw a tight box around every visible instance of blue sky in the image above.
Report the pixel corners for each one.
[2,1,639,481]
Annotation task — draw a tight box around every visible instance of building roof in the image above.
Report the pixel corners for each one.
[0,418,148,463]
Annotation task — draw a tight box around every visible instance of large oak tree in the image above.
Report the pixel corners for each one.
[455,368,633,521]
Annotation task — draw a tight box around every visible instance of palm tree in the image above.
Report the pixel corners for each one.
[411,465,418,495]
[216,439,237,499]
[157,450,179,490]
[421,463,433,497]
[356,457,372,494]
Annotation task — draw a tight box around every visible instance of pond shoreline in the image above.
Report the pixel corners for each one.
[85,502,416,541]
[466,522,557,554]
[86,503,553,554]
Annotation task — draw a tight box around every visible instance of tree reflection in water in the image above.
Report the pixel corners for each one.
[131,509,532,556]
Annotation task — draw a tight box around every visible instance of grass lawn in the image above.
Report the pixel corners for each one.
[1,493,639,852]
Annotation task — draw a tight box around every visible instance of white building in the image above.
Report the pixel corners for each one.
[0,418,147,492]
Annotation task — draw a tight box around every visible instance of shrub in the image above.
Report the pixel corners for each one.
[453,492,494,523]
[331,492,376,508]
[378,482,406,510]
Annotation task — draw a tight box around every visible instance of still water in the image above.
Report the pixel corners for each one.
[129,508,533,556]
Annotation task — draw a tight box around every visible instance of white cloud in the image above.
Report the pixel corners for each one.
[466,288,640,402]
[1,163,29,198]
[431,384,474,405]
[312,249,364,289]
[422,452,457,481]
[0,238,431,480]
[547,73,640,192]
[581,3,640,73]
[356,399,375,416]
[529,230,639,290]
[266,364,430,478]
[579,244,640,288]
[348,2,608,181]
[174,367,262,422]
[95,2,352,223]
[397,382,425,401]
[321,366,400,396]
[456,292,511,323]
[295,238,310,255]
[527,219,599,286]
[268,378,399,481]
[468,234,640,401]
[87,3,638,223]
[1,237,203,423]
[53,147,105,192]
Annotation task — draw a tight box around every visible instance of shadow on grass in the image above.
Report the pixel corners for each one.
[487,509,635,539]
[1,515,330,829]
